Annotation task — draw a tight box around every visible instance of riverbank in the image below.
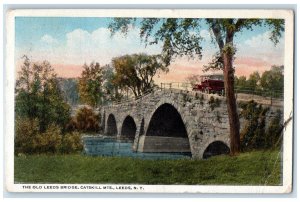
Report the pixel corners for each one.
[14,150,281,185]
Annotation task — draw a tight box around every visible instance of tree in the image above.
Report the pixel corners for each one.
[235,75,247,91]
[66,106,100,133]
[15,55,37,120]
[112,53,168,98]
[78,62,104,107]
[247,71,261,92]
[102,65,124,102]
[58,78,80,106]
[109,18,284,155]
[260,65,284,97]
[15,56,71,132]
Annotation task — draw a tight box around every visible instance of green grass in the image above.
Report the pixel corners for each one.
[14,150,282,185]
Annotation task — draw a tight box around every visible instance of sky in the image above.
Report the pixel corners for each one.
[15,17,285,83]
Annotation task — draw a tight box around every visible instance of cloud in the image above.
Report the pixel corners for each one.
[40,34,58,45]
[62,27,161,65]
[236,31,284,66]
[26,27,162,66]
[16,27,163,78]
[241,31,284,53]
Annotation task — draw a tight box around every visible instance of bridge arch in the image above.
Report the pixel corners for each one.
[202,140,230,159]
[139,100,191,153]
[146,103,188,137]
[106,113,118,136]
[144,98,190,134]
[120,115,137,141]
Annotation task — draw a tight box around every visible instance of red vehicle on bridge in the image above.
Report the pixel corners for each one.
[192,74,225,95]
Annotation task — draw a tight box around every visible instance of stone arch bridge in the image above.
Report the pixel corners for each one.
[99,87,282,159]
[100,88,233,159]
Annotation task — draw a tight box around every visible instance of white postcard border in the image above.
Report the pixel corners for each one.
[5,9,294,193]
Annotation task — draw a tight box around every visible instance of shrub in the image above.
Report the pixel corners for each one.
[61,132,83,154]
[15,118,40,154]
[239,100,270,151]
[265,110,283,149]
[67,107,100,133]
[34,124,62,153]
[15,119,63,154]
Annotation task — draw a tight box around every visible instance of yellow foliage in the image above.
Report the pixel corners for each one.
[61,131,83,154]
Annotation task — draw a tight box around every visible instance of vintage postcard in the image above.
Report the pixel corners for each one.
[5,9,294,193]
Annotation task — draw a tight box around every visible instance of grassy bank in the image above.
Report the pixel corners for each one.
[14,150,281,185]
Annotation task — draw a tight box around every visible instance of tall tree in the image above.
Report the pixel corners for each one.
[112,53,168,98]
[109,18,284,155]
[15,56,71,132]
[78,62,104,107]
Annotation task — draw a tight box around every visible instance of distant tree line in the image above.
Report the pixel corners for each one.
[184,65,283,98]
[234,65,284,98]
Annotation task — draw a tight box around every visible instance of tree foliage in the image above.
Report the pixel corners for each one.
[15,118,62,154]
[78,62,104,107]
[15,118,83,154]
[109,17,284,154]
[239,101,269,150]
[109,18,283,67]
[239,100,283,151]
[102,65,124,102]
[112,53,168,98]
[235,66,284,97]
[235,71,260,92]
[260,65,284,93]
[61,131,83,154]
[15,56,71,132]
[58,78,80,106]
[67,107,100,133]
[15,118,40,154]
[15,56,85,154]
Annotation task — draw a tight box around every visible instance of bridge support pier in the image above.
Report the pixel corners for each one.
[132,118,144,151]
